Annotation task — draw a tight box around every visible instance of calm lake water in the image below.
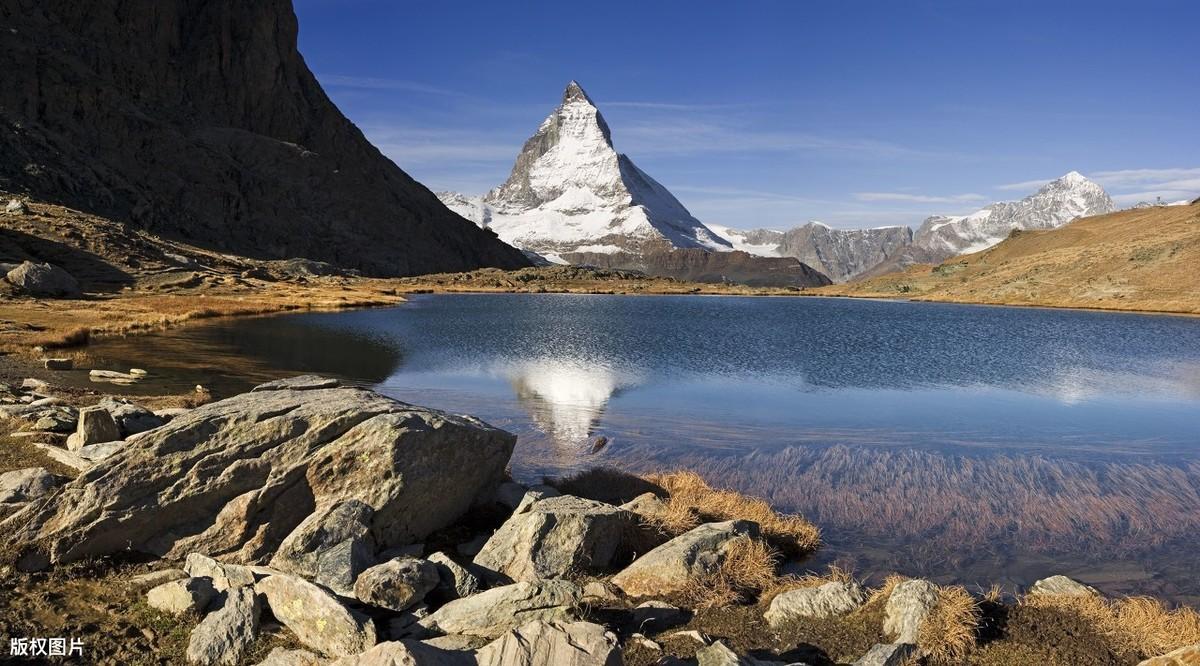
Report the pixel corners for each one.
[85,295,1200,602]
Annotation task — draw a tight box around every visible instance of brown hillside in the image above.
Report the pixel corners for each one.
[819,204,1200,314]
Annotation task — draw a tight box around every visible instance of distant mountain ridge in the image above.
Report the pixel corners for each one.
[440,82,731,260]
[714,172,1116,282]
[0,0,528,276]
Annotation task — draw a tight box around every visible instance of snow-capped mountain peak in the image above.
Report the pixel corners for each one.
[440,81,731,257]
[914,171,1115,256]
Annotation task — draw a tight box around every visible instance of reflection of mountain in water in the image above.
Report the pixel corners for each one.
[507,360,633,447]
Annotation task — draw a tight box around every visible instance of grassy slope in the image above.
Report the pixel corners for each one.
[818,204,1200,314]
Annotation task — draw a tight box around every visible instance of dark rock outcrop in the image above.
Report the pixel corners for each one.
[562,249,831,288]
[0,0,529,276]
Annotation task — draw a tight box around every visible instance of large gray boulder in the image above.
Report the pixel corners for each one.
[611,520,760,597]
[0,467,59,506]
[185,553,257,591]
[186,587,261,665]
[419,580,582,639]
[5,261,80,298]
[257,573,377,657]
[883,579,939,644]
[65,405,120,451]
[764,581,867,627]
[475,620,621,666]
[2,381,516,569]
[473,495,635,582]
[270,499,376,596]
[354,557,439,611]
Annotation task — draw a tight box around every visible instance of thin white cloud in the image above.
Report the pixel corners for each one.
[1089,168,1200,187]
[854,192,987,204]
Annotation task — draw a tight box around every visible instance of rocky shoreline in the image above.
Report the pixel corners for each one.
[2,374,1198,665]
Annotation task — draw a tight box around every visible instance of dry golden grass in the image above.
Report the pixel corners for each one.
[1025,592,1200,658]
[821,204,1200,315]
[919,585,981,664]
[644,470,822,556]
[683,535,781,609]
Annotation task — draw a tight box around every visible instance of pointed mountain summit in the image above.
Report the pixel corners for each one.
[440,81,731,259]
[913,171,1115,257]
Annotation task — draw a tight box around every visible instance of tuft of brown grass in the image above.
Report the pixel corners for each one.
[1025,593,1200,658]
[31,325,91,349]
[918,585,981,664]
[644,470,821,556]
[683,535,780,609]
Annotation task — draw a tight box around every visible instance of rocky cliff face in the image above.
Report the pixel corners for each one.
[775,223,913,283]
[0,0,528,276]
[440,82,732,259]
[561,249,831,288]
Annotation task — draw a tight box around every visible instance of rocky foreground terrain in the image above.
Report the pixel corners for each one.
[2,374,1200,665]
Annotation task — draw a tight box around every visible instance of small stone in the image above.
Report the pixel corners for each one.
[883,579,939,644]
[128,368,149,377]
[148,576,216,615]
[186,587,260,665]
[256,573,376,657]
[354,557,439,611]
[631,600,688,633]
[668,630,710,645]
[185,553,257,591]
[129,569,189,590]
[42,358,73,371]
[427,551,480,603]
[764,581,867,627]
[5,199,29,215]
[384,603,430,640]
[419,580,582,639]
[1029,575,1098,597]
[254,647,325,666]
[618,492,668,518]
[327,641,473,666]
[853,643,918,666]
[66,405,120,451]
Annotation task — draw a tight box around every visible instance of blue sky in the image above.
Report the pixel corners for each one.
[294,0,1199,230]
